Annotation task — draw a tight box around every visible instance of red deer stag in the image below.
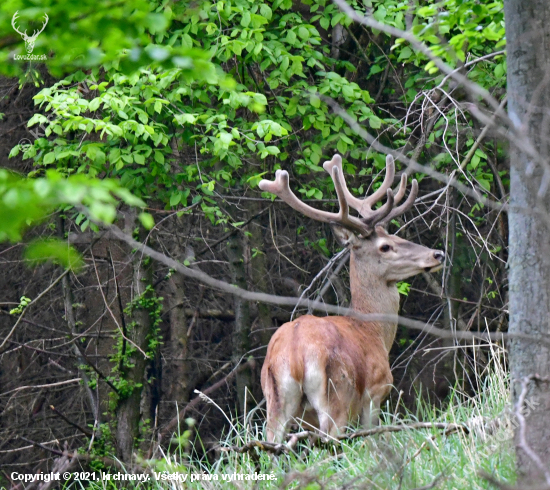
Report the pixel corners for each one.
[259,154,444,442]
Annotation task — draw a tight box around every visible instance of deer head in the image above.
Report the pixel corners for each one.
[12,11,49,54]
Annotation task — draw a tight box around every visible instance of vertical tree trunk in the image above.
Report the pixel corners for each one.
[115,215,155,462]
[165,271,190,405]
[227,235,252,414]
[504,0,550,484]
[246,203,272,403]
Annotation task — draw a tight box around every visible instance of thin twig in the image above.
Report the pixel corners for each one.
[0,269,70,349]
[18,436,127,471]
[196,206,270,257]
[479,471,550,490]
[220,422,467,455]
[292,248,348,319]
[49,405,93,437]
[460,97,508,171]
[0,378,82,397]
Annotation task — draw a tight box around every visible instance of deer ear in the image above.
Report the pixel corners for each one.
[331,225,359,246]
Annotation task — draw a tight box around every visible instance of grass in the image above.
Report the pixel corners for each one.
[67,344,515,490]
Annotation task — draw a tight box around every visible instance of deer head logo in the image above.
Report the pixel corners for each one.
[11,11,49,54]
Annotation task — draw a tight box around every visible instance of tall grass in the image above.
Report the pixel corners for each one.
[67,344,515,489]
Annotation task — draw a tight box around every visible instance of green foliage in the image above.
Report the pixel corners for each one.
[0,0,231,81]
[16,0,398,234]
[12,0,507,239]
[24,238,84,271]
[364,0,506,103]
[0,168,146,242]
[9,295,31,315]
[411,0,505,65]
[397,280,411,296]
[84,422,116,469]
[0,165,151,271]
[1,0,225,267]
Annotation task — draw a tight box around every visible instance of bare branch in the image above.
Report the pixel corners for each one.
[219,422,467,455]
[0,378,82,397]
[104,224,550,348]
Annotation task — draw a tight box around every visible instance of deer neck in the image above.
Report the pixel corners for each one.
[348,253,400,352]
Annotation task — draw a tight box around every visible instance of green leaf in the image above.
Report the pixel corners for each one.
[337,139,348,154]
[310,95,321,108]
[397,47,413,61]
[175,113,197,125]
[286,30,296,44]
[241,11,251,28]
[25,239,84,272]
[134,153,145,165]
[369,116,382,129]
[43,152,56,165]
[154,150,165,164]
[260,4,272,20]
[477,178,491,191]
[139,212,155,230]
[369,64,384,76]
[89,98,101,111]
[298,27,309,40]
[342,85,355,98]
[145,13,168,33]
[397,281,410,296]
[265,146,280,155]
[470,155,480,170]
[9,146,20,158]
[170,192,181,206]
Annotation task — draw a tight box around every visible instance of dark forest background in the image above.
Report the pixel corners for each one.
[0,0,509,478]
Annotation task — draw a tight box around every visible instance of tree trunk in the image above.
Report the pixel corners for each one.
[165,271,191,406]
[227,235,252,414]
[247,203,272,350]
[504,0,550,484]
[246,203,272,403]
[115,215,155,462]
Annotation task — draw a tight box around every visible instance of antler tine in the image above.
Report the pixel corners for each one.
[37,14,49,35]
[323,154,363,211]
[330,166,372,235]
[393,173,408,205]
[364,154,396,206]
[378,179,418,227]
[11,11,26,37]
[259,169,370,236]
[364,188,395,227]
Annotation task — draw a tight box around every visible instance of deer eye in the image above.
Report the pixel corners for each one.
[380,244,391,253]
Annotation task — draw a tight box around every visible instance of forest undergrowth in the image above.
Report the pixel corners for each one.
[64,344,515,490]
